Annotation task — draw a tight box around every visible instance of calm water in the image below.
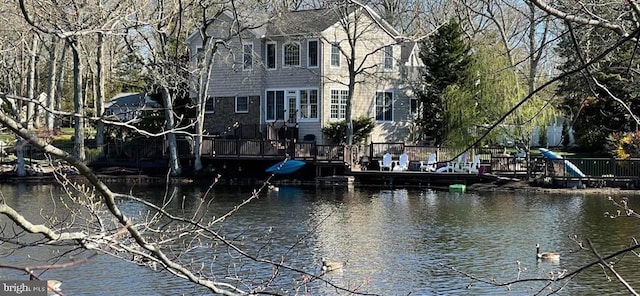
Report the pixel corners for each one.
[1,183,640,295]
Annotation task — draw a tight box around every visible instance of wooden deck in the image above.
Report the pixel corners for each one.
[348,169,516,188]
[43,138,637,188]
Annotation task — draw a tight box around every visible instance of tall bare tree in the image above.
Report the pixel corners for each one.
[315,2,405,144]
[190,2,225,172]
[18,0,87,160]
[95,32,106,150]
[18,0,148,162]
[121,0,196,176]
[25,32,38,130]
[69,37,86,160]
[44,35,60,131]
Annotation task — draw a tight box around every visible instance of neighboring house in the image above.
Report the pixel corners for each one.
[104,92,160,121]
[531,117,576,147]
[187,5,423,144]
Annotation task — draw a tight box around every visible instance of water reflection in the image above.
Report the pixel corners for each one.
[0,184,639,295]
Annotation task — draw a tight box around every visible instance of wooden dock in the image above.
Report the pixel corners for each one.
[349,170,513,188]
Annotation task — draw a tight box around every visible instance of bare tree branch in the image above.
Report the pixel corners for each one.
[586,238,638,295]
[530,0,627,36]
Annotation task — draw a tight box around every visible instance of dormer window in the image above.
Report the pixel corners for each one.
[283,42,300,67]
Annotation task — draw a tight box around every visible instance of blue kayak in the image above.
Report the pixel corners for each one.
[539,148,586,178]
[265,160,306,174]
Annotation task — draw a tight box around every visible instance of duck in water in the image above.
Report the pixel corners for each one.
[536,244,560,261]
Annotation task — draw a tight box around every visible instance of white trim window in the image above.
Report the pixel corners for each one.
[299,89,319,121]
[266,42,277,69]
[266,90,285,121]
[383,45,393,70]
[410,98,419,119]
[235,96,249,113]
[375,91,393,121]
[205,97,215,114]
[242,43,253,71]
[265,89,319,122]
[243,43,253,70]
[330,43,340,67]
[330,89,349,120]
[194,47,204,66]
[307,39,319,68]
[283,42,300,67]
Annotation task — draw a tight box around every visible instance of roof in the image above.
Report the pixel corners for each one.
[189,4,399,41]
[105,93,160,109]
[265,5,399,38]
[400,41,417,64]
[265,7,353,36]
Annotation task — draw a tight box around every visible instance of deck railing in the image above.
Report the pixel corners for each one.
[369,142,505,163]
[198,138,289,159]
[367,142,640,183]
[186,137,346,162]
[543,158,640,179]
[69,138,640,184]
[316,145,345,162]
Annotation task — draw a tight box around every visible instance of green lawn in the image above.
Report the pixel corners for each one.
[528,148,607,158]
[0,127,84,144]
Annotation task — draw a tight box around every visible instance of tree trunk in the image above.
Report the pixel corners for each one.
[193,105,204,171]
[15,138,26,176]
[70,39,85,161]
[5,104,25,177]
[193,26,221,172]
[16,33,40,177]
[527,2,538,95]
[345,66,356,146]
[161,86,181,176]
[26,34,37,130]
[96,33,105,150]
[193,46,215,172]
[45,36,59,131]
[3,60,25,176]
[55,42,67,129]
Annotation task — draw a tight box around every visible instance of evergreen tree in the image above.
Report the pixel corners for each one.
[416,20,472,145]
[555,8,640,152]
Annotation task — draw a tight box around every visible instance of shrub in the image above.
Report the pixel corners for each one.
[605,131,640,158]
[85,147,104,161]
[322,116,375,145]
[539,126,547,147]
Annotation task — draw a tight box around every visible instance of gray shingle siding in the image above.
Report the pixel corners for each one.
[208,38,265,96]
[262,38,322,87]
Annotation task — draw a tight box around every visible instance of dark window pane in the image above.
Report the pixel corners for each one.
[308,40,318,67]
[267,44,276,69]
